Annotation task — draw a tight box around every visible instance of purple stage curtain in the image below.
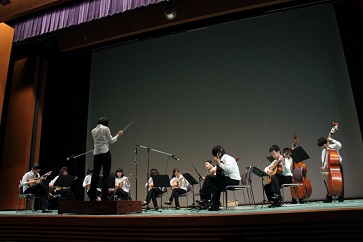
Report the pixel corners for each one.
[12,0,166,43]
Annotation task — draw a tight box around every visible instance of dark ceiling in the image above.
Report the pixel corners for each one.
[1,0,337,52]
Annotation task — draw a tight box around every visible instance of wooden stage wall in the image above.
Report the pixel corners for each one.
[0,207,362,241]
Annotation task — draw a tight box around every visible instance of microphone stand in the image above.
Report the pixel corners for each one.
[137,145,180,211]
[134,147,138,201]
[67,149,93,161]
[66,149,93,200]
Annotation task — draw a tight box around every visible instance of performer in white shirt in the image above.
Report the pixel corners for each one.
[115,168,132,200]
[317,132,344,203]
[264,144,293,208]
[198,145,241,211]
[164,168,190,210]
[89,117,123,201]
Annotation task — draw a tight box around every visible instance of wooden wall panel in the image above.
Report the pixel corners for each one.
[0,23,14,123]
[0,56,43,210]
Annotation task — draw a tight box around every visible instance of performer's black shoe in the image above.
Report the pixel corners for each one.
[142,201,148,206]
[338,197,344,202]
[323,195,332,203]
[208,206,220,211]
[42,209,52,213]
[174,207,180,210]
[268,202,282,208]
[164,201,172,205]
[154,207,159,211]
[271,193,282,200]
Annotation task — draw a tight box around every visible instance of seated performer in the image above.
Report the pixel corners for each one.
[20,163,52,213]
[49,166,77,202]
[82,167,101,201]
[164,168,190,210]
[142,168,165,211]
[198,145,241,211]
[264,144,293,208]
[114,168,132,200]
[203,160,217,179]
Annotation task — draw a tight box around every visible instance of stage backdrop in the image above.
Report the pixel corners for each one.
[86,3,363,204]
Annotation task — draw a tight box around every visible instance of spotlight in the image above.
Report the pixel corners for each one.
[0,0,11,6]
[164,1,177,20]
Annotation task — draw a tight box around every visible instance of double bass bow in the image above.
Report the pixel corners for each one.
[289,135,312,201]
[321,122,343,197]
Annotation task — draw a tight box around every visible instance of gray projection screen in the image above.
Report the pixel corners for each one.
[86,4,363,203]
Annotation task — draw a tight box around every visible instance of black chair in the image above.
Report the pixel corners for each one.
[280,166,309,205]
[177,184,192,207]
[223,166,255,209]
[16,182,41,212]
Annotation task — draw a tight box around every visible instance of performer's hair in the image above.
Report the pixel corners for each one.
[32,163,40,170]
[116,168,124,177]
[171,168,180,178]
[97,117,109,126]
[59,166,69,175]
[317,137,327,147]
[150,168,159,176]
[212,145,226,157]
[269,144,280,153]
[87,167,94,175]
[282,147,290,154]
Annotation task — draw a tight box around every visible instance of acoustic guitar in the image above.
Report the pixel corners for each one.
[265,156,284,184]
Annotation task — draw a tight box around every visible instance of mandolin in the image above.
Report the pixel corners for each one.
[29,171,52,186]
[116,174,132,189]
[171,170,191,189]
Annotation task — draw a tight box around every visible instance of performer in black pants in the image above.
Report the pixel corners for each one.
[89,117,123,201]
[21,163,52,213]
[198,145,241,211]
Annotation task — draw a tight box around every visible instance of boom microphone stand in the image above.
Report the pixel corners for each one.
[134,147,138,201]
[66,149,93,200]
[137,144,180,212]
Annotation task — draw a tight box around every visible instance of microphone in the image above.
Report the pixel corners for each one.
[171,155,180,161]
[67,155,75,161]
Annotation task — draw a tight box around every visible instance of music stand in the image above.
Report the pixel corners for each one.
[151,175,171,188]
[182,173,199,210]
[291,146,310,162]
[251,166,270,208]
[53,175,77,187]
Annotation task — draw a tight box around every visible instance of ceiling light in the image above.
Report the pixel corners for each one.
[164,1,177,20]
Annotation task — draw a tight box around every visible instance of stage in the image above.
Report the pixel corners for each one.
[1,199,363,241]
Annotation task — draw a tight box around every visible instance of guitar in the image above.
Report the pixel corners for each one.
[265,156,284,184]
[29,171,52,187]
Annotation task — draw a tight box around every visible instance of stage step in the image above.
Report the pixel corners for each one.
[58,200,142,215]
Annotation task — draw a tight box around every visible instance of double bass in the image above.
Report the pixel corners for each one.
[322,122,343,197]
[289,135,312,201]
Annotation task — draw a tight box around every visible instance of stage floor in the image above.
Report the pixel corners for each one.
[1,198,362,216]
[1,199,363,241]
